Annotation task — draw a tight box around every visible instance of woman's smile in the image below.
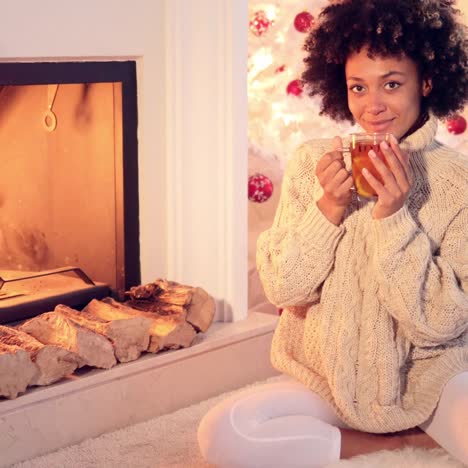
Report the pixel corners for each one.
[362,118,396,133]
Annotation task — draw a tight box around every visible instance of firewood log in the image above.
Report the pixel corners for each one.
[99,298,197,352]
[127,279,191,305]
[125,300,187,318]
[185,287,216,332]
[69,303,151,362]
[0,342,36,399]
[152,279,193,305]
[126,281,163,300]
[18,309,116,369]
[0,325,80,386]
[125,279,215,332]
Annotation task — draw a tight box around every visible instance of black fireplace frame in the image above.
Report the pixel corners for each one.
[0,60,141,290]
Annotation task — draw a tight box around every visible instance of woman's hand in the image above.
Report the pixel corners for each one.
[362,134,413,219]
[316,136,354,225]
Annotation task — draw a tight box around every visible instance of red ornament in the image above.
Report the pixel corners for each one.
[249,10,273,37]
[446,114,467,135]
[248,173,273,203]
[286,79,303,96]
[294,11,314,33]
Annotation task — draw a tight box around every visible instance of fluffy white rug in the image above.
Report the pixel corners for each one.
[13,377,464,468]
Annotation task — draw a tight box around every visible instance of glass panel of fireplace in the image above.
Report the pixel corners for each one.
[0,61,139,324]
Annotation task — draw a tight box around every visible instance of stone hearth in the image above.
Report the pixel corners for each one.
[0,312,278,466]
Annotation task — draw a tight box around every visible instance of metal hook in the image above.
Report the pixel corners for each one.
[43,84,59,132]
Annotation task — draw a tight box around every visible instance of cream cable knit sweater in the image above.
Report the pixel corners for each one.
[257,115,468,433]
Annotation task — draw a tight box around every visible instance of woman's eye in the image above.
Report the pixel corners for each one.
[349,85,365,93]
[385,81,401,90]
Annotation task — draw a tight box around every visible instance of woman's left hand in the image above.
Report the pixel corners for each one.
[362,134,413,219]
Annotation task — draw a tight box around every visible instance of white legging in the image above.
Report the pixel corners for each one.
[197,373,468,468]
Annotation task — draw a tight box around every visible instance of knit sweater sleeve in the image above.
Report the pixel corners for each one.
[370,205,468,347]
[256,142,345,308]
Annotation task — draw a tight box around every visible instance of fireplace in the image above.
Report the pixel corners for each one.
[0,0,250,324]
[0,3,280,467]
[0,61,140,323]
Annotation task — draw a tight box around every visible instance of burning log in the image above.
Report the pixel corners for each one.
[0,342,36,399]
[86,298,197,353]
[18,308,117,369]
[0,325,80,386]
[125,279,215,332]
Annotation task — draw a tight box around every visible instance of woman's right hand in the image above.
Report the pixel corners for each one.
[316,136,354,225]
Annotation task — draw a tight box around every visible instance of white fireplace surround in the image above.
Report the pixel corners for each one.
[0,5,275,465]
[0,0,248,322]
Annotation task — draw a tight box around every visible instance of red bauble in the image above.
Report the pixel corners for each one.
[446,114,467,135]
[248,173,273,203]
[286,79,303,96]
[294,11,314,33]
[249,10,273,37]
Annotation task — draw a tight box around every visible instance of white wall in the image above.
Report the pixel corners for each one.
[0,0,248,321]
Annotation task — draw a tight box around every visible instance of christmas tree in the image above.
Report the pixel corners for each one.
[247,0,468,167]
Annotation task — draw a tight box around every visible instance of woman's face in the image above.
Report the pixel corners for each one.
[345,49,432,138]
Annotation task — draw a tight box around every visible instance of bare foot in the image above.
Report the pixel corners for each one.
[340,427,440,459]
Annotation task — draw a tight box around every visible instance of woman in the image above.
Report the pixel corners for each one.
[198,1,468,466]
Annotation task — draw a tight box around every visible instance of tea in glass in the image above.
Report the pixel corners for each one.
[350,133,390,198]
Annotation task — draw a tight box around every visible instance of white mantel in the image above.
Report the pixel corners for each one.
[0,0,248,321]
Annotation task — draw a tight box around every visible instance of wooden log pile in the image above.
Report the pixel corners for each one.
[0,279,215,399]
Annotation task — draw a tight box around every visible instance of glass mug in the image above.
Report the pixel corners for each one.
[343,133,391,198]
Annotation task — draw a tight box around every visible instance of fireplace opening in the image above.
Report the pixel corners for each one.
[0,61,140,323]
